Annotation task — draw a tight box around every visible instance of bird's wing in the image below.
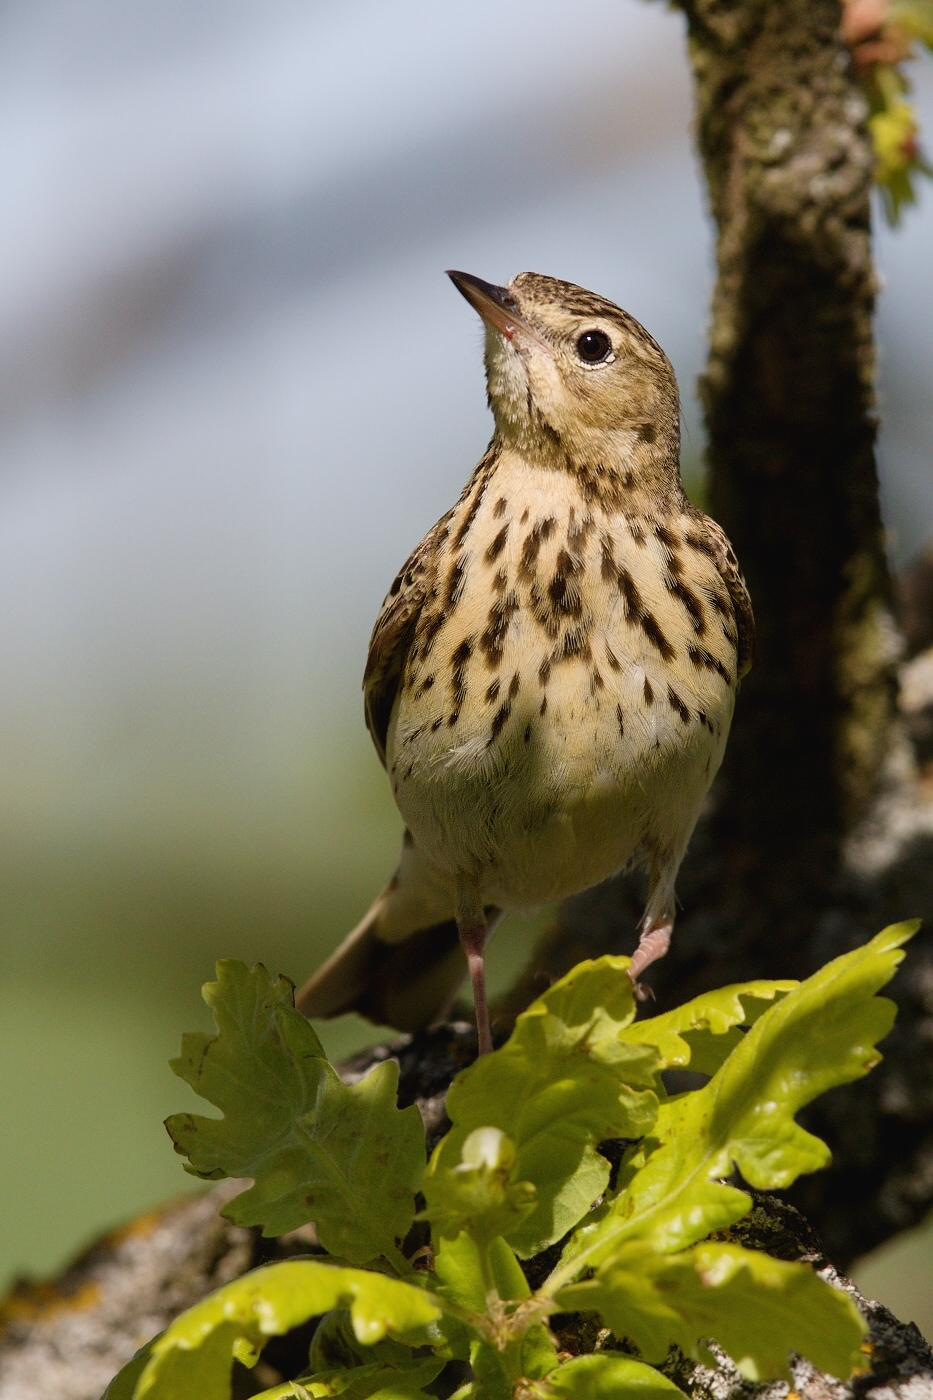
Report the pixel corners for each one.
[691,510,755,678]
[363,520,446,765]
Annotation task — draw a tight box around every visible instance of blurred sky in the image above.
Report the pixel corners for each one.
[0,0,931,1321]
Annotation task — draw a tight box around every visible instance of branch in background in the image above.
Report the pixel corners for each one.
[500,0,933,1270]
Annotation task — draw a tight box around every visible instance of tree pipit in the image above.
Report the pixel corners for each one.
[297,271,753,1054]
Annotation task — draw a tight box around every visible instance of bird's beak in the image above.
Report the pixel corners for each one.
[447,270,549,350]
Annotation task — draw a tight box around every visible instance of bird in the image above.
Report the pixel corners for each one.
[296,270,753,1054]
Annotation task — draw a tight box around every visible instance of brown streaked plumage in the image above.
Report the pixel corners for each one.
[296,270,753,1054]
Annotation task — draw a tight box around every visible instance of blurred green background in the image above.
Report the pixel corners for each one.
[0,0,930,1340]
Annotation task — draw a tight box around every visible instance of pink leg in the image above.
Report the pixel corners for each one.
[629,868,675,1000]
[456,882,493,1055]
[628,922,672,999]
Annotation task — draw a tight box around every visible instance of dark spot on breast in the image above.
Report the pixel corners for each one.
[539,657,551,686]
[489,701,512,741]
[493,497,508,519]
[450,637,473,707]
[548,549,583,617]
[667,686,691,723]
[540,695,547,715]
[591,669,604,693]
[520,518,556,577]
[523,724,531,743]
[629,521,646,546]
[616,703,625,737]
[639,423,656,444]
[480,591,520,667]
[640,611,675,661]
[444,555,467,611]
[561,628,591,661]
[448,711,460,726]
[688,646,732,684]
[666,575,706,635]
[486,679,500,703]
[520,509,529,524]
[485,523,509,563]
[600,535,617,583]
[431,717,443,731]
[509,673,520,699]
[567,514,595,549]
[454,476,489,546]
[615,565,642,619]
[643,676,654,705]
[389,573,403,597]
[654,522,679,550]
[493,568,508,594]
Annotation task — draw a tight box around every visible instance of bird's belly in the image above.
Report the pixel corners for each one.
[387,651,732,908]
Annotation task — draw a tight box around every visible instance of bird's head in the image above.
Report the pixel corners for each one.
[448,269,681,500]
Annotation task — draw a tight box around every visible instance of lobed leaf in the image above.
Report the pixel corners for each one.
[248,1364,445,1400]
[422,1127,537,1244]
[135,1260,443,1400]
[542,1353,687,1400]
[265,1358,446,1400]
[427,957,659,1257]
[619,980,796,1076]
[552,922,918,1275]
[165,961,425,1263]
[557,1241,866,1381]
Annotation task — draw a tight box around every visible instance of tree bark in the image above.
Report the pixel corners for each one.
[496,0,933,1270]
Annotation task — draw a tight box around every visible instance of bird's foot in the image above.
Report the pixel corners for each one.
[628,923,672,1001]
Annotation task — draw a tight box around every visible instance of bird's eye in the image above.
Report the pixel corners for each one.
[576,329,612,364]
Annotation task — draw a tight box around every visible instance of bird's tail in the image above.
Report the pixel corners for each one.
[295,834,488,1033]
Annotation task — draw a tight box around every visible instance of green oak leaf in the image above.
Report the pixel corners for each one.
[434,1230,531,1309]
[135,1260,443,1400]
[422,1127,537,1243]
[165,961,425,1263]
[433,1232,558,1394]
[540,1352,687,1400]
[235,1367,446,1400]
[101,1337,160,1400]
[619,980,796,1077]
[427,957,660,1257]
[263,1358,445,1400]
[556,1241,867,1381]
[249,1383,316,1400]
[551,921,919,1277]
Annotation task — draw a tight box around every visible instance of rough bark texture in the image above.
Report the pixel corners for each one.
[496,0,933,1270]
[2,1031,932,1400]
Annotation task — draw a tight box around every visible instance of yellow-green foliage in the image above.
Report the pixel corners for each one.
[105,922,920,1400]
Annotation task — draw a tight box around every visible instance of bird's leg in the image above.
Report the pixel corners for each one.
[456,882,492,1055]
[629,866,676,1001]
